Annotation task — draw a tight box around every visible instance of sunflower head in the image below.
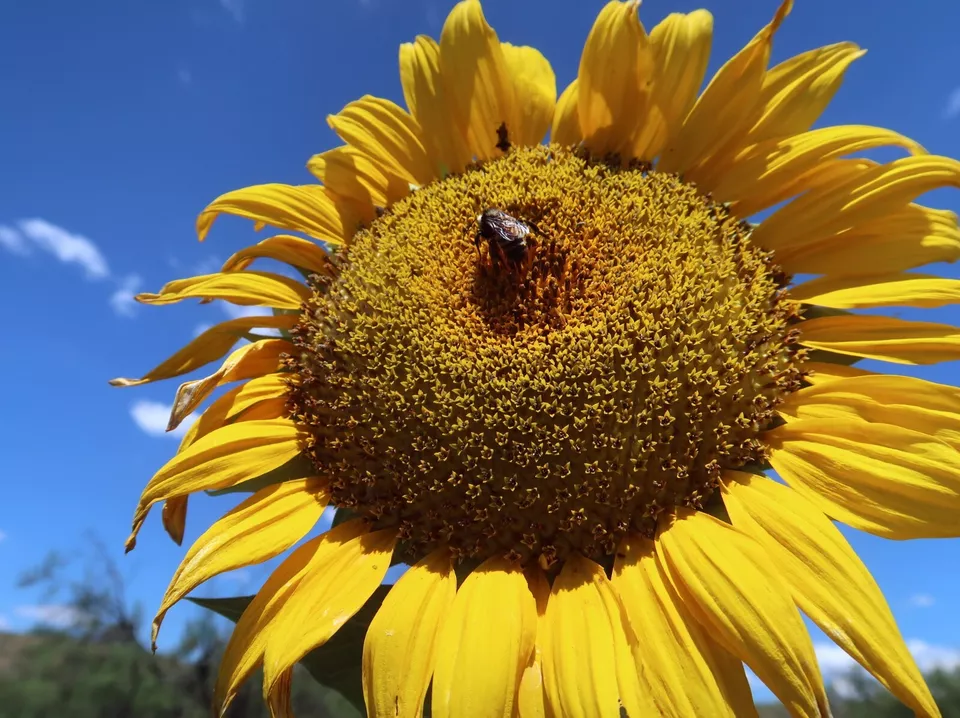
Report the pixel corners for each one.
[114,1,959,716]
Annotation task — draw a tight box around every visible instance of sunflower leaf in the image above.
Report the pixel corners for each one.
[188,587,393,716]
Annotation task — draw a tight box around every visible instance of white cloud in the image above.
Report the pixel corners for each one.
[907,639,960,672]
[219,0,245,23]
[813,640,960,696]
[18,218,109,279]
[221,303,282,336]
[130,400,196,439]
[15,604,86,629]
[910,593,936,608]
[0,225,29,255]
[109,274,142,318]
[945,87,960,120]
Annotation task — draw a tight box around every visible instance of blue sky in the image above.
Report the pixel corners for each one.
[2,0,960,702]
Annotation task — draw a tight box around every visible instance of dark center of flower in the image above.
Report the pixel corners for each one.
[287,145,805,568]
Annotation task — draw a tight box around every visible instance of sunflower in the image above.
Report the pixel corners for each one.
[113,0,960,715]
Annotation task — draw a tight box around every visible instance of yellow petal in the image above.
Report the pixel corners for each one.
[637,10,713,158]
[722,472,940,717]
[175,372,290,436]
[307,145,410,211]
[439,0,516,162]
[432,556,537,718]
[802,361,875,385]
[800,314,960,364]
[135,271,309,310]
[222,235,333,277]
[745,43,865,145]
[161,496,188,545]
[168,339,292,427]
[501,43,556,147]
[658,0,792,175]
[541,554,655,718]
[780,203,960,275]
[127,419,303,550]
[753,155,960,252]
[214,525,365,716]
[197,184,358,245]
[327,96,435,188]
[577,1,653,156]
[766,417,960,539]
[109,315,296,387]
[152,478,329,649]
[792,272,960,309]
[262,524,397,703]
[399,35,473,175]
[657,510,829,717]
[732,157,876,220]
[779,373,960,451]
[362,549,456,718]
[612,535,756,718]
[702,125,924,208]
[517,569,550,718]
[551,79,581,146]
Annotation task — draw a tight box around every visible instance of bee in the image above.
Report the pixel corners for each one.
[495,122,511,153]
[475,208,531,267]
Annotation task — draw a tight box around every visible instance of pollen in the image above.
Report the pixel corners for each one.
[287,145,806,568]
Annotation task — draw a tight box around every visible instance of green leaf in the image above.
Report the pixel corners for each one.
[206,454,314,496]
[188,586,394,716]
[185,595,253,623]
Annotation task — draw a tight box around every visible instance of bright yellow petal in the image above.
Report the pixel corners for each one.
[127,419,303,550]
[722,472,941,717]
[362,549,456,718]
[135,271,309,310]
[262,524,397,705]
[327,95,435,188]
[766,417,960,539]
[637,9,713,159]
[752,155,960,252]
[167,339,292,427]
[800,314,960,364]
[658,0,792,175]
[214,533,327,716]
[161,496,188,545]
[439,0,516,163]
[802,361,875,384]
[702,125,923,208]
[501,43,556,147]
[307,146,407,210]
[746,43,865,144]
[657,510,829,717]
[612,535,756,718]
[109,315,296,387]
[541,554,655,718]
[577,1,653,156]
[432,556,537,718]
[221,235,334,277]
[518,569,550,718]
[197,184,357,245]
[152,478,329,649]
[791,272,960,309]
[783,206,960,275]
[551,79,581,146]
[779,373,960,451]
[399,35,473,175]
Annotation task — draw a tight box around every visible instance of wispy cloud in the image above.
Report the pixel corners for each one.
[130,400,196,439]
[945,87,960,120]
[15,604,87,629]
[109,274,142,318]
[1,219,110,279]
[0,225,29,255]
[814,639,960,695]
[909,593,936,608]
[221,303,283,336]
[219,0,245,23]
